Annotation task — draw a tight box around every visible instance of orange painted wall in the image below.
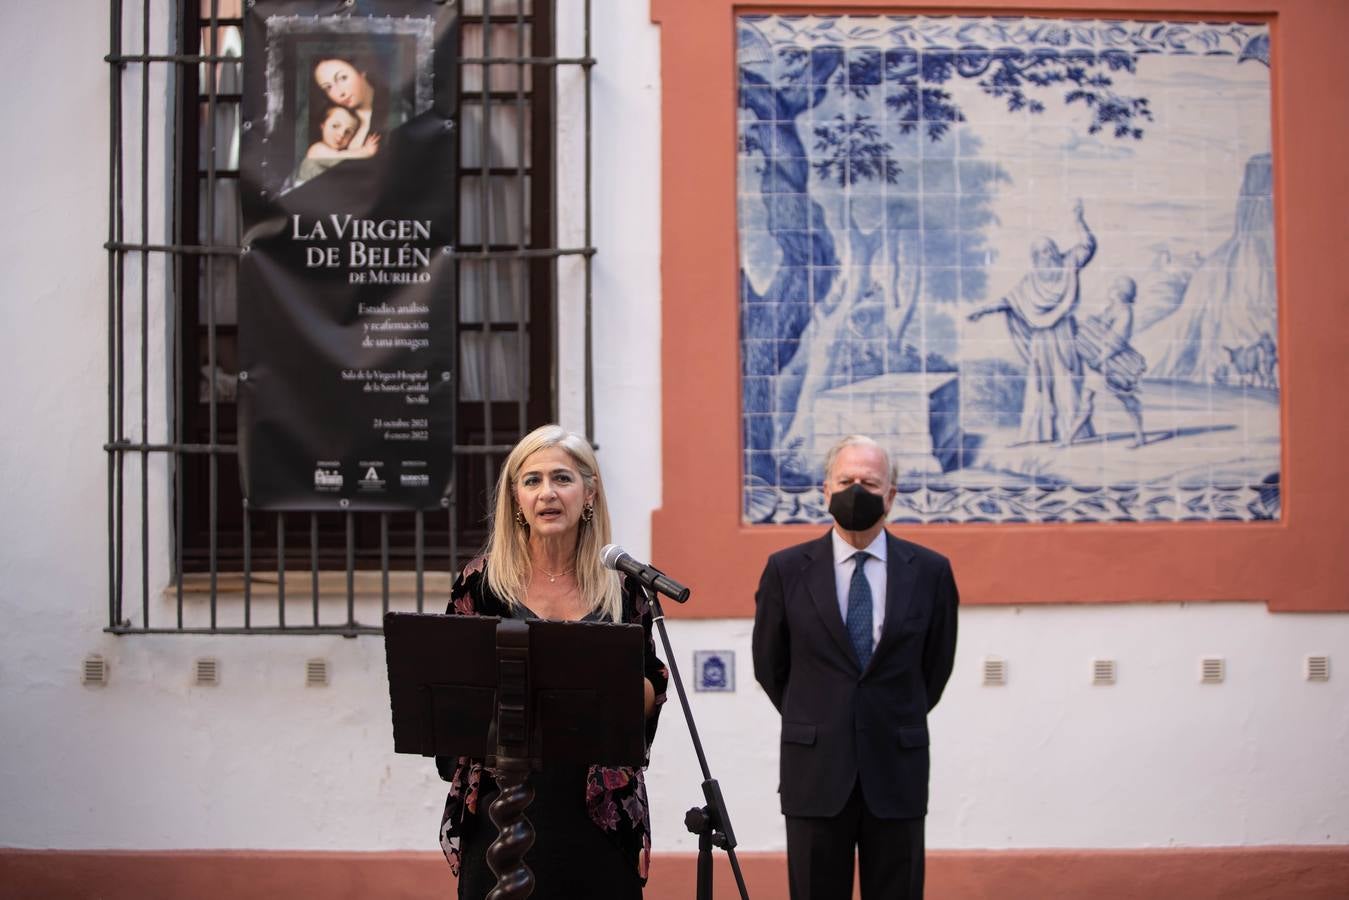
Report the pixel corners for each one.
[3,848,1348,899]
[649,0,1349,616]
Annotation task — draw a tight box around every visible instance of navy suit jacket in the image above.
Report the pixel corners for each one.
[752,530,958,819]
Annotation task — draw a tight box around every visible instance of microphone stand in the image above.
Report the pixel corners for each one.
[644,584,751,900]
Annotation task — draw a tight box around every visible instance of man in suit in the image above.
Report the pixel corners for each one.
[752,434,959,900]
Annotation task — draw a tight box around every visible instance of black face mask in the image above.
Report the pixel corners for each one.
[828,483,886,532]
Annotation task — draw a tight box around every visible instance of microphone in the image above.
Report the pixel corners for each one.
[601,544,691,603]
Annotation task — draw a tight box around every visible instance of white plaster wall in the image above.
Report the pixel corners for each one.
[0,0,1346,859]
[557,0,664,554]
[650,607,1349,853]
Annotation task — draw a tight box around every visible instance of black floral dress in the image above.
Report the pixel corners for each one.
[436,557,669,895]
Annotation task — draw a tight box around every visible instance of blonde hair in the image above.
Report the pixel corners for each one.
[484,424,622,621]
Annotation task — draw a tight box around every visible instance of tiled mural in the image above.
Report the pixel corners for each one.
[737,15,1279,524]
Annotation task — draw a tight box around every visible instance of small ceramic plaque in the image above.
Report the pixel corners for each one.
[693,650,735,692]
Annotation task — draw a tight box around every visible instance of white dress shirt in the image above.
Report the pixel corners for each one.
[831,528,887,651]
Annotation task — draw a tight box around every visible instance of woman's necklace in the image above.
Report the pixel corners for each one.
[536,564,574,584]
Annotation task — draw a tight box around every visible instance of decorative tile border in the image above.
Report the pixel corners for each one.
[737,14,1278,525]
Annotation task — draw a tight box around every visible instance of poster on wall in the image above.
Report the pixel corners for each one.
[238,0,458,510]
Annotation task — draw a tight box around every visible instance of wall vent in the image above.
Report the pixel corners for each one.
[1091,658,1117,685]
[82,655,109,686]
[1200,657,1225,684]
[982,657,1007,686]
[306,658,330,687]
[194,657,220,686]
[1306,655,1330,682]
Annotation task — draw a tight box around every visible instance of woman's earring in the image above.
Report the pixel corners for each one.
[581,504,594,524]
[514,508,527,528]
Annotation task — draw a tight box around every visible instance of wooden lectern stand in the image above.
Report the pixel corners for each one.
[384,612,646,899]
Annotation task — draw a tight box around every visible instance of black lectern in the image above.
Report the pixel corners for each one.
[384,612,646,899]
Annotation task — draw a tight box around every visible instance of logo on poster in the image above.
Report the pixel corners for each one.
[400,459,429,487]
[359,463,386,492]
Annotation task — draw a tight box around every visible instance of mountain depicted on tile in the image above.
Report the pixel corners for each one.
[737,15,1278,525]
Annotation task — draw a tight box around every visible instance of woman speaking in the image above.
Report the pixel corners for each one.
[437,424,668,899]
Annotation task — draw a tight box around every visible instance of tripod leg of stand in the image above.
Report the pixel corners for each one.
[485,758,535,900]
[651,585,751,900]
[697,828,714,900]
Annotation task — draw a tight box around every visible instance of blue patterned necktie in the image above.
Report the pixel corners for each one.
[845,551,873,668]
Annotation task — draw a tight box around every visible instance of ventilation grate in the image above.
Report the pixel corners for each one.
[82,655,109,686]
[194,658,220,686]
[982,656,1007,686]
[1200,657,1225,684]
[1092,658,1117,685]
[306,658,330,687]
[1306,655,1330,682]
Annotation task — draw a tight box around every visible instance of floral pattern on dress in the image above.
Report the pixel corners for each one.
[436,556,669,883]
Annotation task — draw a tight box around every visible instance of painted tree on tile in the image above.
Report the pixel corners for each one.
[738,27,1154,474]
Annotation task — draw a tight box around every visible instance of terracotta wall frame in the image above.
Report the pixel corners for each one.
[649,0,1349,616]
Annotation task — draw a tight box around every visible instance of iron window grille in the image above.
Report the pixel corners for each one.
[105,0,595,635]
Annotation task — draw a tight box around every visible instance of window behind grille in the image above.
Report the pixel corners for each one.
[106,0,594,634]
